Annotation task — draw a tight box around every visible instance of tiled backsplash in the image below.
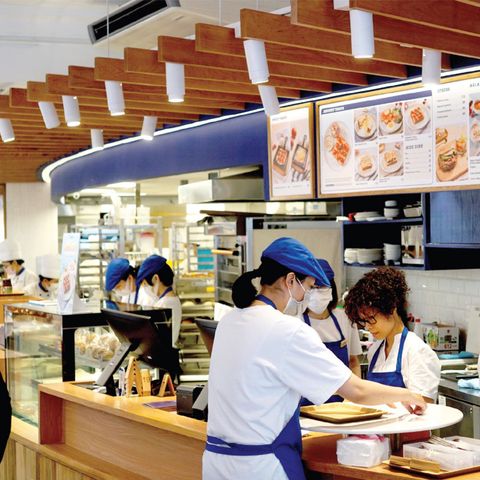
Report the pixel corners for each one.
[345,267,480,332]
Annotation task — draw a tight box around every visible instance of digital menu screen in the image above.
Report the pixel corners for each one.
[318,74,480,195]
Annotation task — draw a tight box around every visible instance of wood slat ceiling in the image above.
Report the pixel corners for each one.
[1,0,480,183]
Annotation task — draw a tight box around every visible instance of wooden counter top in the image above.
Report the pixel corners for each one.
[39,382,206,442]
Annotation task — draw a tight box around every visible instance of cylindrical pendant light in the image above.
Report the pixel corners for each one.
[166,63,185,103]
[0,119,15,143]
[38,101,60,129]
[91,129,104,150]
[422,48,441,87]
[258,85,280,117]
[62,95,81,127]
[141,116,157,141]
[349,9,375,59]
[243,39,270,84]
[105,80,125,116]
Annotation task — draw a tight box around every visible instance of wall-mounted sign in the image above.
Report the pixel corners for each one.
[317,73,480,196]
[267,103,315,200]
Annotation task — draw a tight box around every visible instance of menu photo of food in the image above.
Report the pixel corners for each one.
[379,141,404,178]
[323,120,352,172]
[355,146,378,183]
[404,98,431,135]
[354,107,377,143]
[379,102,403,136]
[435,124,468,182]
[468,95,480,157]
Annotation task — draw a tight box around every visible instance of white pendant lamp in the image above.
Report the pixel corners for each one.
[141,116,157,141]
[422,48,442,87]
[166,63,185,103]
[91,129,104,150]
[243,39,269,84]
[349,9,375,59]
[0,119,14,143]
[38,101,60,129]
[258,85,280,117]
[62,95,81,127]
[105,80,125,116]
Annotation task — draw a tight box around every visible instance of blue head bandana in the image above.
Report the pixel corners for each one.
[105,258,131,291]
[261,237,330,287]
[136,255,167,290]
[316,258,335,283]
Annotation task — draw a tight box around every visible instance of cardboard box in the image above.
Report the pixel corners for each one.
[422,323,459,351]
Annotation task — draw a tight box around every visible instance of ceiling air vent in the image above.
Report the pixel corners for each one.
[88,0,181,44]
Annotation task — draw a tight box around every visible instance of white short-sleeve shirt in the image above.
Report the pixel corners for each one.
[367,330,440,401]
[305,308,362,356]
[203,305,352,480]
[154,295,182,347]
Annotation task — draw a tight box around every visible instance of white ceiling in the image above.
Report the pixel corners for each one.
[0,0,290,91]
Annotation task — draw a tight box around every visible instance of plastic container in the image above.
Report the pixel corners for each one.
[337,435,390,467]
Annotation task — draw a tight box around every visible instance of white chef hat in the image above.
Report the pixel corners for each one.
[0,239,22,262]
[37,254,60,279]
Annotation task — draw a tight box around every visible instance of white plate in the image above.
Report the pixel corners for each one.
[354,110,377,139]
[379,106,403,135]
[405,104,430,131]
[324,121,352,171]
[356,153,377,177]
[471,121,480,143]
[381,147,403,174]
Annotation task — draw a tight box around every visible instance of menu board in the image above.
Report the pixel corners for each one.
[267,104,315,200]
[318,74,480,195]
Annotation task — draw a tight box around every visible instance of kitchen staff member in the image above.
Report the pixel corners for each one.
[105,258,138,304]
[302,259,362,404]
[136,255,182,348]
[204,237,426,480]
[25,254,60,299]
[345,267,440,403]
[0,239,37,290]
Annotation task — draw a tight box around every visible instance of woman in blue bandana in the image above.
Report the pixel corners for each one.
[105,258,139,305]
[136,255,182,348]
[203,237,426,480]
[302,258,362,404]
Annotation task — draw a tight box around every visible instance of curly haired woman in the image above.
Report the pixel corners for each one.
[345,267,440,403]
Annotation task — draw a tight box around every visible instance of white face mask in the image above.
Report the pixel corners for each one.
[114,278,133,298]
[283,277,311,317]
[308,287,333,314]
[143,281,159,301]
[4,265,16,278]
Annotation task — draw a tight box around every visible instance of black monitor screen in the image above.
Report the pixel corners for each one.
[194,319,218,356]
[99,308,180,384]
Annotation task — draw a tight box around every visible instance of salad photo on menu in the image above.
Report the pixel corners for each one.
[379,102,403,136]
[354,107,377,143]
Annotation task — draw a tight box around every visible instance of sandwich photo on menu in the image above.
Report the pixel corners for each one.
[379,142,404,177]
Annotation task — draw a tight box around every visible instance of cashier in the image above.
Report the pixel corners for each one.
[203,237,426,480]
[345,267,440,403]
[136,255,182,348]
[302,259,362,403]
[0,239,37,290]
[105,258,138,304]
[24,254,60,299]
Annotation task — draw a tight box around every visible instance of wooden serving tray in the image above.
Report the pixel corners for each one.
[300,403,385,424]
[384,460,480,478]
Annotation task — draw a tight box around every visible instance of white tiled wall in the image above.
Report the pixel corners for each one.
[345,267,480,332]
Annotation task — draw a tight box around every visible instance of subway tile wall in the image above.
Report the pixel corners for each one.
[345,267,480,332]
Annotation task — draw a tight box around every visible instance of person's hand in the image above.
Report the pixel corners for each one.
[401,391,426,415]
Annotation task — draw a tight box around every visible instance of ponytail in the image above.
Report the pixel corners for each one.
[232,269,261,308]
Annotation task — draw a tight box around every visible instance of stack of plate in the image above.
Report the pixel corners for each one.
[344,248,358,264]
[357,248,383,264]
[353,211,381,221]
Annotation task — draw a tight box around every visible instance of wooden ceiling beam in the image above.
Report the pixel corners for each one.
[158,36,304,98]
[350,0,480,38]
[235,9,407,79]
[291,0,450,70]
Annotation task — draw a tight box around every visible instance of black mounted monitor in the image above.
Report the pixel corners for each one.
[96,308,180,388]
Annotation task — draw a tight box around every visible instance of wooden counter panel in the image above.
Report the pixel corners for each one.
[62,401,203,480]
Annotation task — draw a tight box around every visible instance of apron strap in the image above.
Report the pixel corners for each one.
[302,312,311,326]
[158,286,173,301]
[256,294,277,310]
[206,436,273,456]
[330,311,346,341]
[395,327,409,372]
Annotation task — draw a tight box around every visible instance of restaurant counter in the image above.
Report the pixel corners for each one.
[1,383,479,480]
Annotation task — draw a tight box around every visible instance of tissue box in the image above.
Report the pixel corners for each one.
[422,324,459,351]
[337,435,390,467]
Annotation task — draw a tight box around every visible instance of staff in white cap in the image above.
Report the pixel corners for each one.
[25,254,60,299]
[0,239,37,290]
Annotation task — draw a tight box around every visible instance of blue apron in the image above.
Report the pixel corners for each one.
[205,293,306,480]
[367,327,408,388]
[158,286,173,301]
[302,311,349,404]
